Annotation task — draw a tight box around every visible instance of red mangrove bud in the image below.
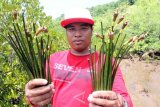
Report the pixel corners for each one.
[138,32,147,42]
[95,33,103,39]
[127,36,138,44]
[117,16,124,24]
[113,10,119,22]
[108,32,114,40]
[36,26,48,36]
[138,35,145,42]
[132,36,138,42]
[122,21,128,29]
[12,10,18,20]
[128,37,133,43]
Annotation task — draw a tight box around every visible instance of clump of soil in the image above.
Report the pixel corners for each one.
[120,58,160,107]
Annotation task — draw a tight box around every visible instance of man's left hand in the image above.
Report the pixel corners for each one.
[88,91,124,107]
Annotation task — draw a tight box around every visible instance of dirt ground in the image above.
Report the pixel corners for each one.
[120,58,160,107]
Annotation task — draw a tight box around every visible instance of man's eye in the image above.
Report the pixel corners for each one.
[67,28,75,31]
[81,27,88,30]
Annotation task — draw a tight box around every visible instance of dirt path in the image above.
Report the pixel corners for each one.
[120,58,160,107]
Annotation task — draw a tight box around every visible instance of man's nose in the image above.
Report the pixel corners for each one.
[74,29,81,37]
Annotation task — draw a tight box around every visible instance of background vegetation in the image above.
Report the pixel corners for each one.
[0,0,159,106]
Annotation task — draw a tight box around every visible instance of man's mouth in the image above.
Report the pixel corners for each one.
[74,40,83,44]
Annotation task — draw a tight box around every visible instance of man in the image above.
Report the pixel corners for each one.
[25,8,133,107]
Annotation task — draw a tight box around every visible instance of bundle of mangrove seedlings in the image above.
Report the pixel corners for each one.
[1,10,52,107]
[88,10,145,91]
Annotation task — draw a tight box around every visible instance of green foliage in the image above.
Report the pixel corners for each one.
[92,0,160,52]
[0,0,66,106]
[0,42,30,106]
[128,0,135,5]
[126,0,160,52]
[132,35,160,52]
[89,0,126,17]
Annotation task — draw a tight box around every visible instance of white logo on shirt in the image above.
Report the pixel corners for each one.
[73,91,86,104]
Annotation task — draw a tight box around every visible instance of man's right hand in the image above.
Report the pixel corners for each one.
[25,79,54,106]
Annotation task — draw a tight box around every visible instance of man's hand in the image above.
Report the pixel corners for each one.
[25,79,55,106]
[88,91,124,107]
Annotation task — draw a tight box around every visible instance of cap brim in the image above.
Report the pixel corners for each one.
[61,18,94,27]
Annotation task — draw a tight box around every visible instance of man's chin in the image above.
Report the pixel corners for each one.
[71,47,89,54]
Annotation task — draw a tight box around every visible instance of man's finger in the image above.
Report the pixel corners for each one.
[30,88,53,104]
[88,96,116,106]
[92,91,118,100]
[29,84,54,97]
[27,79,48,89]
[37,97,52,106]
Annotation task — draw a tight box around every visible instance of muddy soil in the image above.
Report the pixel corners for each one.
[120,58,160,107]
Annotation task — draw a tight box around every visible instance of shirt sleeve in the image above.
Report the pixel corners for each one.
[112,67,133,107]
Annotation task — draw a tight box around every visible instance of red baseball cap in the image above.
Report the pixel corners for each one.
[61,8,94,28]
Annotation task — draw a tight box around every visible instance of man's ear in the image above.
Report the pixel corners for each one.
[91,27,94,31]
[91,26,94,36]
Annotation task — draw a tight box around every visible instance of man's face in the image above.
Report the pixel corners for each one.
[65,22,93,52]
